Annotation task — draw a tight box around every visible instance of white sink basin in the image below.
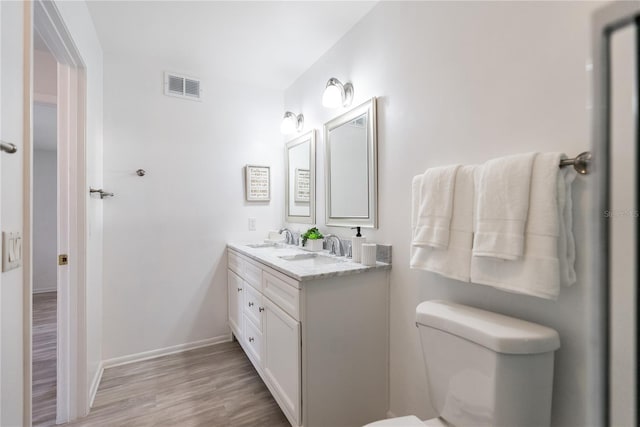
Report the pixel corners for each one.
[245,242,288,249]
[278,252,347,266]
[278,253,317,261]
[245,242,276,248]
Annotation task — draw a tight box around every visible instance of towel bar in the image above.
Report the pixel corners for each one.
[559,151,591,175]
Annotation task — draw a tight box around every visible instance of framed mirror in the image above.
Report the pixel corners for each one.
[285,130,316,224]
[324,97,377,228]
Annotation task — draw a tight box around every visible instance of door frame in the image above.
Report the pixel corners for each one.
[29,0,88,423]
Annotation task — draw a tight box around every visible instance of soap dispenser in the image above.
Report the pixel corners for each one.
[351,227,366,263]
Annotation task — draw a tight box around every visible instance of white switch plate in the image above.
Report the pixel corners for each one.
[2,231,22,272]
[248,217,256,231]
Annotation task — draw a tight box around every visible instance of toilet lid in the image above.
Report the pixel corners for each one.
[364,415,426,427]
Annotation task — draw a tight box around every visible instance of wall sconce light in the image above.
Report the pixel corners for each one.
[322,77,354,108]
[281,111,304,134]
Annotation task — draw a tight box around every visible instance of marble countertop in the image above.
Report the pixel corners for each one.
[227,242,391,282]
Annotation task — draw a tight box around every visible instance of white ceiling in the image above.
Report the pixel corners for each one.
[86,1,377,90]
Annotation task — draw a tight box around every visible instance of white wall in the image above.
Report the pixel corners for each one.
[101,54,284,360]
[284,2,604,425]
[54,0,104,404]
[33,48,58,294]
[33,149,57,293]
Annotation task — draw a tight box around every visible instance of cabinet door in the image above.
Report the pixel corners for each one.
[227,269,243,339]
[263,298,301,425]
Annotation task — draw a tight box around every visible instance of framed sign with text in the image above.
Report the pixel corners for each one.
[294,168,310,203]
[245,165,271,202]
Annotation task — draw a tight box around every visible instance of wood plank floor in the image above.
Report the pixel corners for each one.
[33,291,57,427]
[67,341,289,426]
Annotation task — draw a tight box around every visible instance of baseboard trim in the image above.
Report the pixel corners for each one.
[89,362,104,408]
[33,288,57,294]
[102,334,233,370]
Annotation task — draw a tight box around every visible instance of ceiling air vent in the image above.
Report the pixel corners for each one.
[164,72,202,101]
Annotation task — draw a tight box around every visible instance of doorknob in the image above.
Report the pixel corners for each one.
[0,140,17,154]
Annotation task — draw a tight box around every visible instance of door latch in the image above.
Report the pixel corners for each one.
[58,254,68,266]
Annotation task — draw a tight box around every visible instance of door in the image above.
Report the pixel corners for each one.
[227,269,243,339]
[32,1,91,420]
[263,298,301,425]
[592,3,640,425]
[0,1,28,425]
[609,16,638,427]
[0,2,3,422]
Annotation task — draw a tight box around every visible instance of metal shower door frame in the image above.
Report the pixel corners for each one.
[591,2,640,425]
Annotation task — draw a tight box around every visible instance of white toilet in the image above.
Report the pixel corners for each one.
[367,300,560,427]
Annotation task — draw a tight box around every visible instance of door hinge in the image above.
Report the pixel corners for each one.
[58,254,68,266]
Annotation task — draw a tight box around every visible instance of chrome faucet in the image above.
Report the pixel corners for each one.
[279,228,296,245]
[324,234,345,256]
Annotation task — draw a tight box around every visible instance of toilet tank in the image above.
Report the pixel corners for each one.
[416,301,560,427]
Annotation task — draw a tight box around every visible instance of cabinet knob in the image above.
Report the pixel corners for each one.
[237,288,242,292]
[248,301,254,307]
[259,307,265,312]
[249,337,254,342]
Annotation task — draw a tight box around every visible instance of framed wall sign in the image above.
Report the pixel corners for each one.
[294,168,310,203]
[245,165,271,201]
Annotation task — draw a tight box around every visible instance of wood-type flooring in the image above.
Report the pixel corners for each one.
[68,341,289,426]
[33,291,57,427]
[34,291,287,426]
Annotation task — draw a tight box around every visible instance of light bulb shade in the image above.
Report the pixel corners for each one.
[281,111,304,134]
[322,83,343,108]
[322,77,354,108]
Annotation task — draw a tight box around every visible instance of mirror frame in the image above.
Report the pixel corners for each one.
[285,130,316,224]
[324,97,378,228]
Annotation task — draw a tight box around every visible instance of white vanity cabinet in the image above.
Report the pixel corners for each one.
[227,247,390,427]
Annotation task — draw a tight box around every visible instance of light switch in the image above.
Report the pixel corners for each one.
[248,217,256,231]
[3,231,22,272]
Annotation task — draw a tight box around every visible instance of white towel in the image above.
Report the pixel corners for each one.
[470,153,574,300]
[473,152,537,260]
[558,166,577,286]
[411,166,476,281]
[412,165,461,249]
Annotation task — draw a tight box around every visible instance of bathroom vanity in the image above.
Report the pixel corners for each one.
[227,243,390,427]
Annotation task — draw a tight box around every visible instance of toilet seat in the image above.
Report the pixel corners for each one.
[364,415,449,427]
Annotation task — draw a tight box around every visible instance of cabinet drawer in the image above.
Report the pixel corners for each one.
[243,315,263,367]
[244,259,262,290]
[228,250,243,275]
[244,283,264,331]
[263,271,300,321]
